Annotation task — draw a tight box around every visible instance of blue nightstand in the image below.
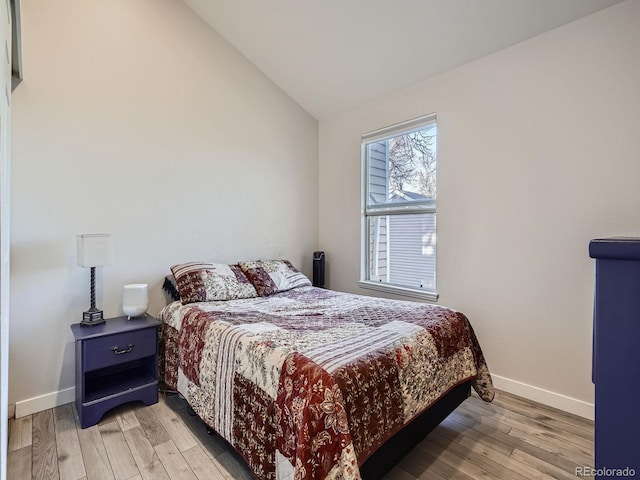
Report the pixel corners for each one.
[70,315,160,428]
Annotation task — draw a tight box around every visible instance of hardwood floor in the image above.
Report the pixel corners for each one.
[6,390,594,480]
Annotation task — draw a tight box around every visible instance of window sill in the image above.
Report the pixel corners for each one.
[358,280,439,302]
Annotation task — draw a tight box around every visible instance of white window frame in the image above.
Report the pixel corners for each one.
[359,113,438,302]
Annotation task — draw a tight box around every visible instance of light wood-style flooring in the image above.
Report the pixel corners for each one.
[6,389,594,480]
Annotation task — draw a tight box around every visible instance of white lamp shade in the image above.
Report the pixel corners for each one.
[76,234,113,267]
[123,283,149,317]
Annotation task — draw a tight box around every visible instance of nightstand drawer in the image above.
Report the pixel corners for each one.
[83,327,156,371]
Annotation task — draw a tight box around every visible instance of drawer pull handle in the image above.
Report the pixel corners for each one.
[111,344,135,355]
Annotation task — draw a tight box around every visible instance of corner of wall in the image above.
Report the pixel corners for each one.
[492,374,594,421]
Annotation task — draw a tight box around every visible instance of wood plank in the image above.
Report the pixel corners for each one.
[98,420,140,480]
[495,391,593,430]
[503,406,593,454]
[468,398,593,457]
[510,448,582,480]
[471,422,587,475]
[7,416,32,452]
[53,403,87,480]
[456,401,513,433]
[381,465,421,480]
[440,417,514,457]
[400,445,471,480]
[75,419,115,480]
[151,399,197,452]
[175,415,226,460]
[464,395,594,453]
[506,415,593,455]
[456,434,557,480]
[426,429,531,480]
[463,409,592,471]
[415,434,498,480]
[508,427,593,467]
[6,445,31,480]
[181,445,226,480]
[445,409,475,428]
[32,409,60,480]
[123,426,171,480]
[154,440,198,480]
[212,451,254,480]
[116,410,140,432]
[416,445,483,480]
[135,405,171,447]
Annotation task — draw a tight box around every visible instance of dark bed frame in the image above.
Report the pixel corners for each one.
[359,380,471,480]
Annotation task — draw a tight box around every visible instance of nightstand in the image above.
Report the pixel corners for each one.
[70,315,161,428]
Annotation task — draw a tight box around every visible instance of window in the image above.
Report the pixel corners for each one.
[360,114,438,301]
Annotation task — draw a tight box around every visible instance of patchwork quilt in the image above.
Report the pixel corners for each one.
[158,286,494,480]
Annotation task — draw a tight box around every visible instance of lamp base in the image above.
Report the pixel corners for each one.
[81,308,105,326]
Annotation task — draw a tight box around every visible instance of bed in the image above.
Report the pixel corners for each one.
[158,260,494,480]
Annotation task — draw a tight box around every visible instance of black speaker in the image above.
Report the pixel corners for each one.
[313,251,325,288]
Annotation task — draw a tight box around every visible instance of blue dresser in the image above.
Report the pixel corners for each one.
[589,238,640,478]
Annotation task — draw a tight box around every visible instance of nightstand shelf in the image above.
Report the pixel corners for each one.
[84,360,156,404]
[71,315,160,428]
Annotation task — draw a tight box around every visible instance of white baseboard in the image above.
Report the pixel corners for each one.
[14,387,75,418]
[11,376,595,422]
[491,374,594,421]
[7,403,14,420]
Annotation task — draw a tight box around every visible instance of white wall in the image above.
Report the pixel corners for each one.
[0,0,12,474]
[319,0,640,417]
[10,0,318,410]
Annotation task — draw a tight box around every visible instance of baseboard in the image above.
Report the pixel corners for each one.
[491,374,594,421]
[14,387,75,418]
[11,377,595,421]
[7,403,14,420]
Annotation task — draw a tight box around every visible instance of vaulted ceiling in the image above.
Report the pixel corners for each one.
[181,0,624,120]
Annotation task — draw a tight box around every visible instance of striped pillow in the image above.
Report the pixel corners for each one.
[238,260,311,296]
[170,262,258,303]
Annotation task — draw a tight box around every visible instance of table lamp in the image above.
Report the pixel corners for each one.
[76,233,113,326]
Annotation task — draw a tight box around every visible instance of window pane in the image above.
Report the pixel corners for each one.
[366,125,436,207]
[367,213,436,290]
[367,141,389,205]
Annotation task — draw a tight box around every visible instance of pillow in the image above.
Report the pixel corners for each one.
[162,275,180,302]
[170,262,258,303]
[238,260,311,296]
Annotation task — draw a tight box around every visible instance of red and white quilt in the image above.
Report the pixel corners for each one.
[158,286,494,480]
